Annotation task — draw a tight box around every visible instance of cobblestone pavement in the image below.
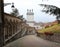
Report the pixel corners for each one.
[4,35,60,47]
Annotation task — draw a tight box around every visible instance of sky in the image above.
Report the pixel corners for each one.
[4,0,60,23]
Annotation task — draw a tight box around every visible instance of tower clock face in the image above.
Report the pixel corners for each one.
[27,15,34,21]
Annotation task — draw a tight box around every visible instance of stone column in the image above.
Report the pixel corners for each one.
[15,23,17,33]
[15,22,17,33]
[7,25,9,39]
[12,24,13,35]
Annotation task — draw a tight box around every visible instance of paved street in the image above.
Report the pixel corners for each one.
[4,35,60,47]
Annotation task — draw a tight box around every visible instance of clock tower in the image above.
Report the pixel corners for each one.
[26,9,34,27]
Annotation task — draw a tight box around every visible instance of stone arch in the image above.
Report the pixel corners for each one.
[9,19,13,36]
[12,20,16,34]
[4,18,9,39]
[20,25,28,37]
[16,20,21,32]
[7,19,12,37]
[18,22,21,31]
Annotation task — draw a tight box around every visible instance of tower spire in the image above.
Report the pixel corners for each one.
[26,9,34,15]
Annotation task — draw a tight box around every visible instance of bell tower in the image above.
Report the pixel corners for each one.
[26,9,34,21]
[26,9,34,27]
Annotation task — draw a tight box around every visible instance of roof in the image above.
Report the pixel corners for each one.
[27,21,35,23]
[4,13,22,20]
[26,12,34,15]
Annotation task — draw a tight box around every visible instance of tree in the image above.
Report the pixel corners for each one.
[39,4,60,23]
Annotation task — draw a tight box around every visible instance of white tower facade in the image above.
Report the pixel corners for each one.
[26,9,34,27]
[27,9,34,21]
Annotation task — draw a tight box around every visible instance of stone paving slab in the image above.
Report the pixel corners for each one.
[4,35,60,47]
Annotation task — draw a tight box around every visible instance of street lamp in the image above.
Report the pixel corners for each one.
[4,3,11,6]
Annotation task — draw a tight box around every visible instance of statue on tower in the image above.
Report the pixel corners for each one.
[11,3,19,16]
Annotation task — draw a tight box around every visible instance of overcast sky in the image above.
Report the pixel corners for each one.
[4,0,60,23]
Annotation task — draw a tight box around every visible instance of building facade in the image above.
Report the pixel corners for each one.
[0,1,36,47]
[26,9,35,27]
[26,9,44,30]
